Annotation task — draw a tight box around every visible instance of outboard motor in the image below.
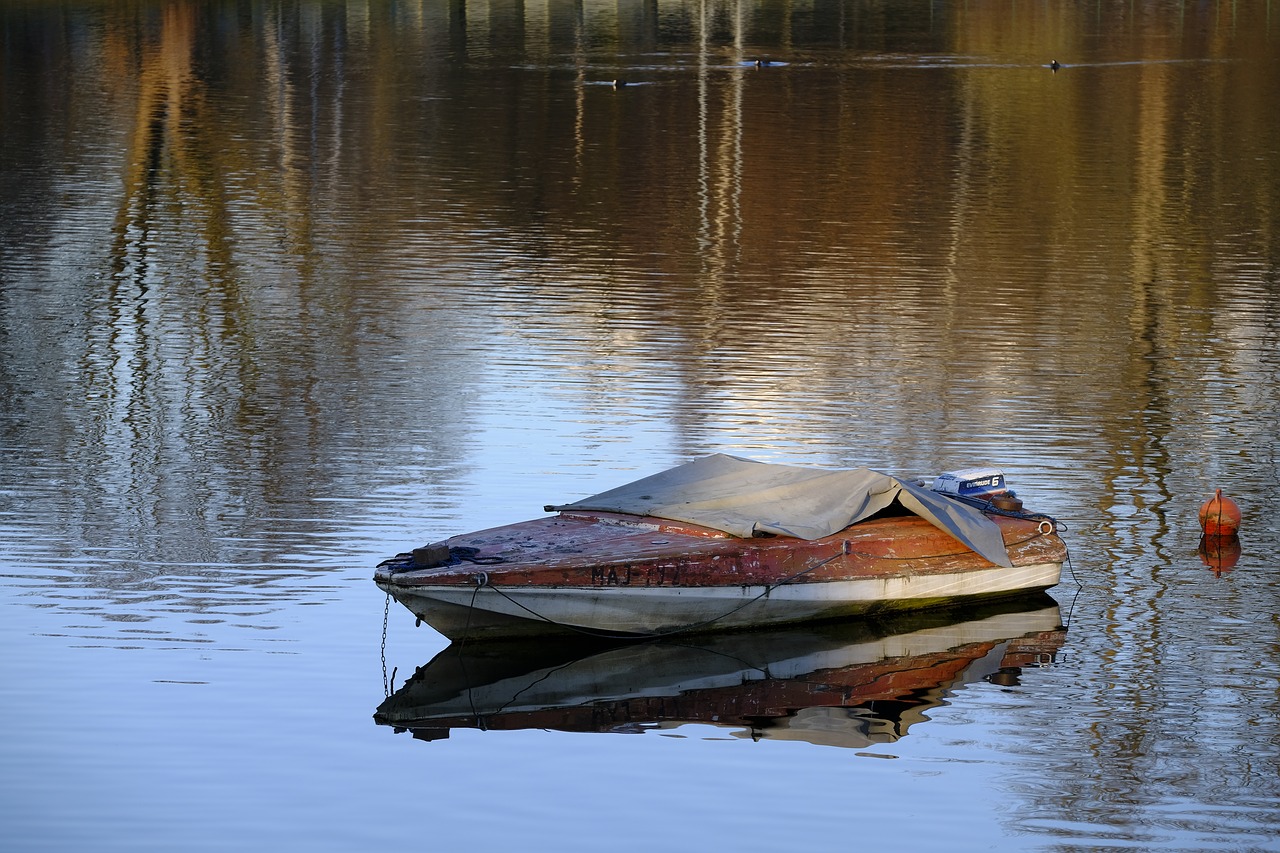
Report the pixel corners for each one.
[932,467,1026,512]
[930,467,1007,499]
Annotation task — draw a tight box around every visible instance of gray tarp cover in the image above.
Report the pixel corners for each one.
[548,453,1012,567]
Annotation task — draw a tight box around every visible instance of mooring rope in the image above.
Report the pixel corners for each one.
[381,592,397,698]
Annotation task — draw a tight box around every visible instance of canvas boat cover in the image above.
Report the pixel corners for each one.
[547,454,1013,567]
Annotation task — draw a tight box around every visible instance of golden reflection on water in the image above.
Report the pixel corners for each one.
[1,0,1275,588]
[1,0,1275,560]
[0,1,1278,850]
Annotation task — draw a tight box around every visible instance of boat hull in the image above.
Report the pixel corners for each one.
[377,561,1061,640]
[377,509,1066,640]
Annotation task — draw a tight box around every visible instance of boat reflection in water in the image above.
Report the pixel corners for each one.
[374,596,1066,749]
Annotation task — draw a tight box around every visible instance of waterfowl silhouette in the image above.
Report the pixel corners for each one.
[1049,59,1061,71]
[612,79,627,88]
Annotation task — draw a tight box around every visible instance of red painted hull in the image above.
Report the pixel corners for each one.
[376,506,1067,639]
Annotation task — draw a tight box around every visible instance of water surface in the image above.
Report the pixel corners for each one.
[2,2,1278,851]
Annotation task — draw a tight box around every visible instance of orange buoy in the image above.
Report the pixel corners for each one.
[1198,488,1241,536]
[1198,534,1241,576]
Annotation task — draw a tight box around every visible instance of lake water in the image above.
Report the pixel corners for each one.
[2,1,1279,850]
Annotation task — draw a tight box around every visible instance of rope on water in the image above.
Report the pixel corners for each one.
[381,592,392,697]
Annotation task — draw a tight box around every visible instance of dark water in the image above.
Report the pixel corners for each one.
[2,1,1279,850]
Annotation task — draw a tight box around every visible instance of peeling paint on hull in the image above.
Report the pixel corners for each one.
[376,509,1067,640]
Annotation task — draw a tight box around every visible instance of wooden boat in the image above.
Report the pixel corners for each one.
[375,455,1067,641]
[374,597,1067,747]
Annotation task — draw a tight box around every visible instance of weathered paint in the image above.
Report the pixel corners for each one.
[375,508,1068,640]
